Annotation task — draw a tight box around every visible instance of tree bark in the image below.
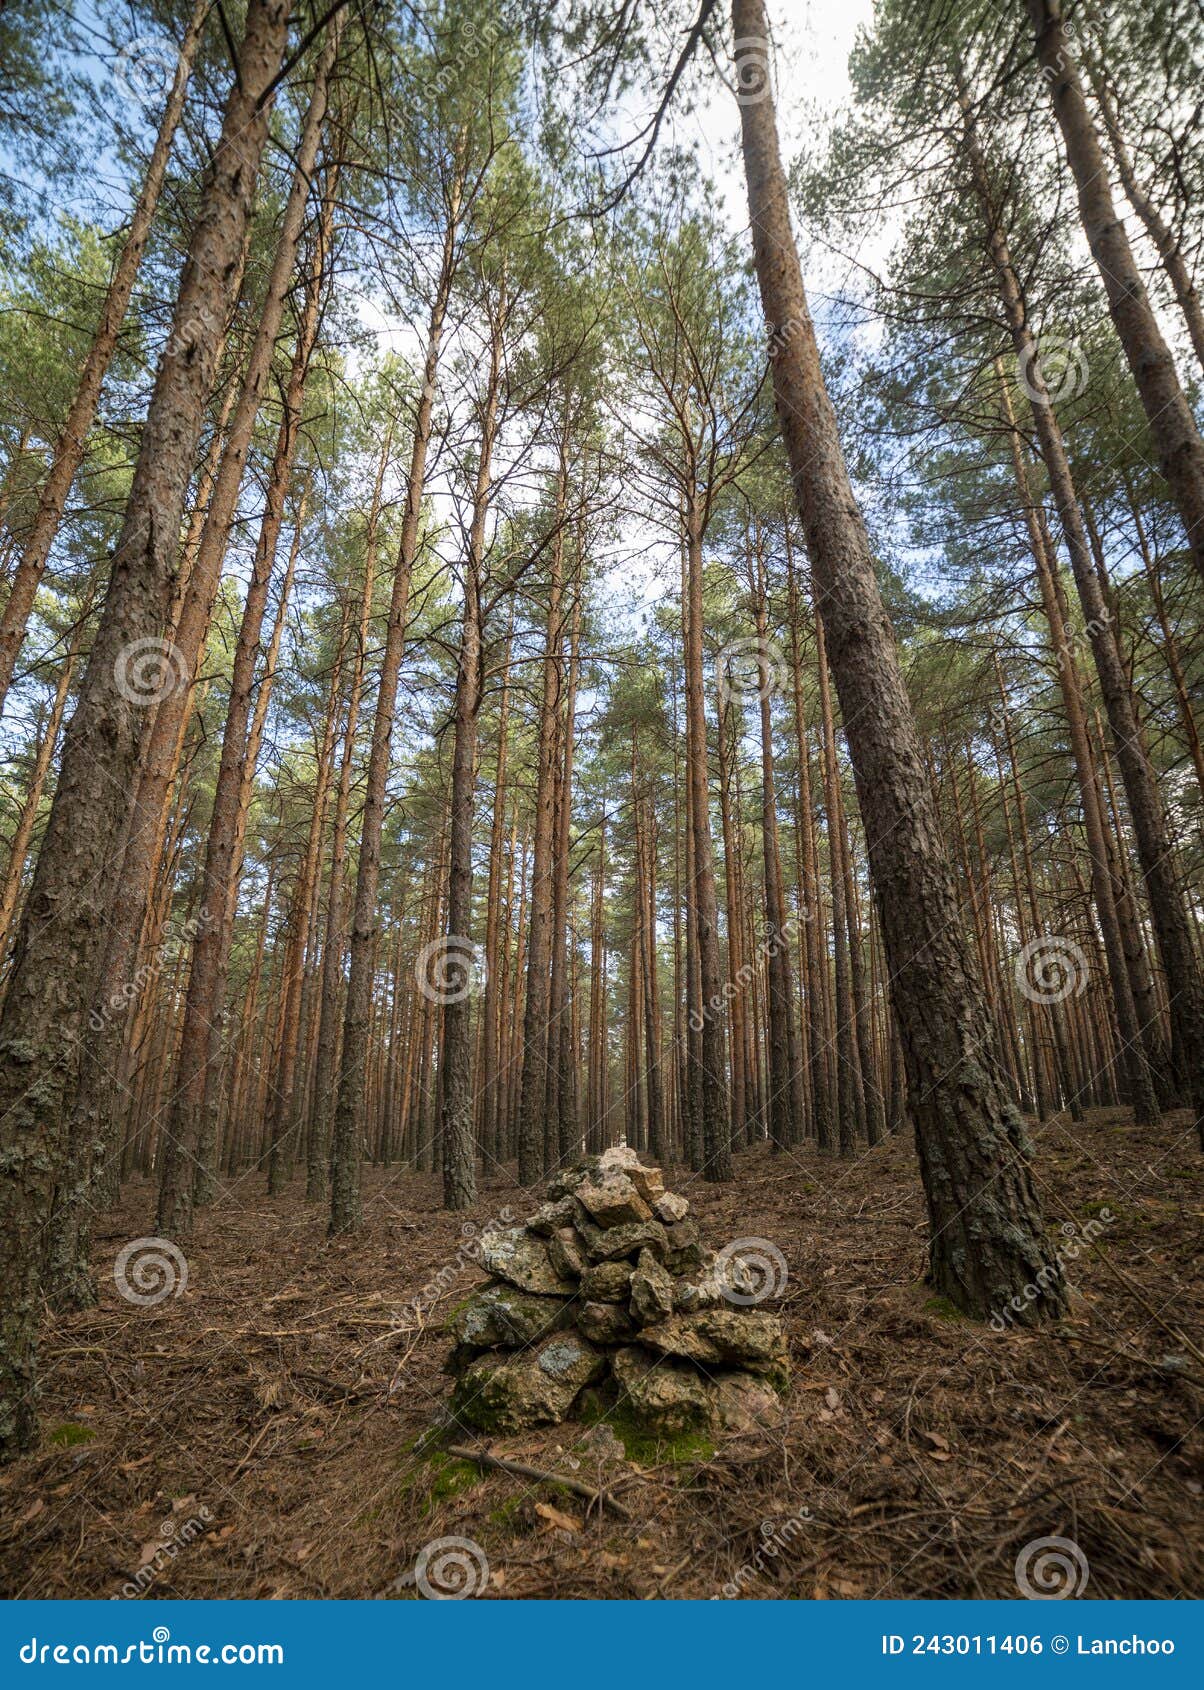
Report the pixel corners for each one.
[732,0,1066,1318]
[1028,0,1204,582]
[0,0,294,1460]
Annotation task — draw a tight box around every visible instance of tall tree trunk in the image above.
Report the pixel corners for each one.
[683,501,730,1180]
[156,24,343,1234]
[440,308,502,1210]
[0,0,294,1461]
[732,0,1067,1318]
[965,111,1202,1125]
[517,442,568,1182]
[1028,0,1204,582]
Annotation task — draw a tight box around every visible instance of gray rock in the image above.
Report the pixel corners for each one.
[584,1218,669,1264]
[710,1370,786,1432]
[547,1226,587,1280]
[610,1345,714,1434]
[578,1301,636,1344]
[576,1171,653,1228]
[478,1226,576,1296]
[580,1261,633,1301]
[452,1332,605,1432]
[447,1281,573,1351]
[637,1309,789,1376]
[526,1195,580,1236]
[629,1247,674,1327]
[653,1191,689,1224]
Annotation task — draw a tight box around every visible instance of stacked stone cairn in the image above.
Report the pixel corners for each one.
[446,1148,789,1436]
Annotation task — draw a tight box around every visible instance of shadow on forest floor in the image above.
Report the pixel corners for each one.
[2,1108,1201,1599]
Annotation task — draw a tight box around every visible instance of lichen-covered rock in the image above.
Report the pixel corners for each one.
[478,1226,576,1296]
[611,1345,713,1434]
[710,1370,785,1432]
[447,1281,572,1352]
[638,1309,789,1376]
[525,1194,580,1236]
[578,1301,636,1345]
[629,1247,674,1327]
[583,1218,669,1263]
[452,1333,605,1432]
[576,1261,628,1302]
[575,1171,653,1229]
[443,1155,792,1437]
[547,1226,587,1280]
[674,1261,736,1313]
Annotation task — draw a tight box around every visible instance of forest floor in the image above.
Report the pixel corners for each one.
[2,1108,1201,1601]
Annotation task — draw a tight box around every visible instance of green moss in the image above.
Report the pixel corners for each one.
[580,1399,714,1466]
[46,1423,95,1447]
[487,1497,526,1533]
[923,1294,968,1323]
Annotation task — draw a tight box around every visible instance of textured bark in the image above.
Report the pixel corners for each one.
[964,105,1202,1122]
[156,23,343,1234]
[0,0,208,719]
[554,589,583,1160]
[733,0,1066,1319]
[749,530,800,1151]
[0,631,79,963]
[1085,56,1204,377]
[0,0,293,1460]
[787,543,833,1149]
[441,323,501,1211]
[815,611,858,1156]
[1029,0,1204,582]
[516,445,567,1183]
[993,361,1159,1120]
[683,503,731,1180]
